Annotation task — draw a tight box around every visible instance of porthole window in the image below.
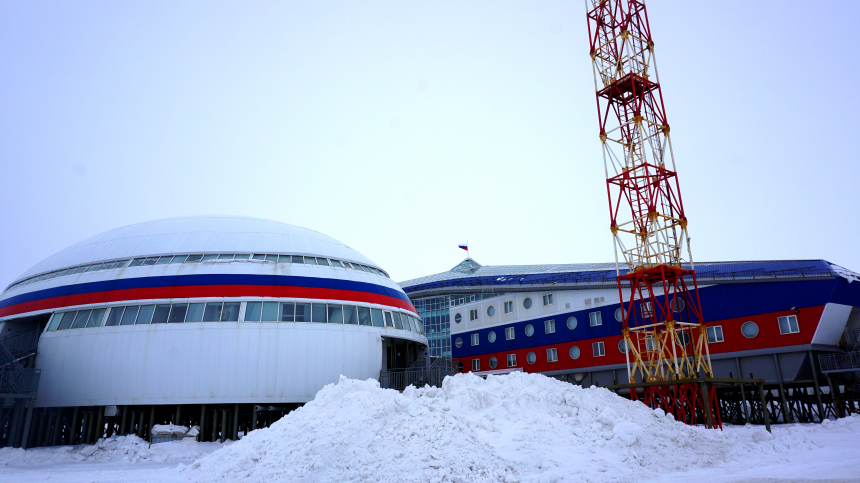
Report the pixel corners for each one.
[741,321,759,338]
[487,306,495,317]
[676,332,691,346]
[672,297,686,313]
[524,324,535,337]
[523,298,533,309]
[569,345,581,359]
[566,316,578,330]
[489,357,498,369]
[454,313,462,324]
[614,307,626,322]
[618,339,630,353]
[488,331,497,343]
[527,352,537,364]
[455,337,463,348]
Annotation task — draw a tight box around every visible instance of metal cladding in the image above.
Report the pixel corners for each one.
[0,216,426,407]
[586,0,711,383]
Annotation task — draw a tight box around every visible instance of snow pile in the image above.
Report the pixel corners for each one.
[184,372,742,483]
[152,424,191,434]
[0,434,222,467]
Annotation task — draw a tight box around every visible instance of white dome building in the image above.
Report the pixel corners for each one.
[0,216,426,447]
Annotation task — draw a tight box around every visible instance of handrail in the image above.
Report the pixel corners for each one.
[0,368,41,395]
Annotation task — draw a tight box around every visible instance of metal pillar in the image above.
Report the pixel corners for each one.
[233,404,239,440]
[120,406,128,436]
[175,405,182,426]
[211,409,218,442]
[137,411,145,438]
[734,359,751,422]
[251,406,257,432]
[772,354,790,422]
[147,406,155,442]
[51,408,64,446]
[20,399,35,449]
[199,404,206,442]
[220,408,227,443]
[69,406,80,445]
[698,381,714,429]
[95,406,105,441]
[8,400,23,448]
[808,350,825,421]
[35,409,48,447]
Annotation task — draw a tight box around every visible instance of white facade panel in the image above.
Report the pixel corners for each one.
[34,323,417,407]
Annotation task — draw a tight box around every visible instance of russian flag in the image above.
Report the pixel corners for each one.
[458,244,468,251]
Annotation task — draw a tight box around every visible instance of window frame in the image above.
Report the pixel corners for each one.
[469,309,478,321]
[507,353,517,367]
[470,333,479,346]
[505,327,515,340]
[777,315,800,335]
[544,319,556,334]
[472,358,480,371]
[706,325,724,343]
[592,341,605,357]
[547,348,558,362]
[589,311,602,327]
[504,301,513,314]
[542,293,553,306]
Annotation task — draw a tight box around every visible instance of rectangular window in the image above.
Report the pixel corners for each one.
[295,303,312,322]
[143,257,159,265]
[170,255,188,264]
[392,312,404,330]
[245,302,262,321]
[384,311,394,327]
[168,304,188,323]
[589,311,602,327]
[370,308,384,327]
[120,306,140,326]
[311,303,327,323]
[358,307,372,326]
[151,304,171,324]
[471,333,479,346]
[56,311,77,330]
[316,258,330,266]
[470,309,478,321]
[129,258,146,267]
[544,319,556,334]
[135,305,154,325]
[472,359,480,371]
[201,254,218,261]
[507,353,517,367]
[261,302,279,321]
[155,256,173,265]
[778,315,800,335]
[221,302,240,321]
[505,327,515,340]
[185,304,204,322]
[706,325,724,343]
[71,310,92,329]
[547,348,558,362]
[504,301,513,314]
[645,336,656,351]
[304,256,318,265]
[252,254,266,260]
[47,312,64,331]
[85,264,102,272]
[279,302,295,322]
[292,255,305,264]
[592,341,605,357]
[233,254,251,260]
[327,304,343,324]
[202,303,223,322]
[185,254,203,263]
[218,254,234,260]
[85,308,105,328]
[341,305,357,325]
[543,293,553,306]
[330,259,344,268]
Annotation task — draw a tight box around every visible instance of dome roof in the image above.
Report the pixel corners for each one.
[18,216,376,281]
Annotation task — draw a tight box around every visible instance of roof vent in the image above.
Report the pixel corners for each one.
[450,258,482,273]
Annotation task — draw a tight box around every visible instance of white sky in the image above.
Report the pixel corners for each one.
[2,1,858,287]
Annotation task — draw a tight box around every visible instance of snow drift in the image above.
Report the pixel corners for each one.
[184,372,739,483]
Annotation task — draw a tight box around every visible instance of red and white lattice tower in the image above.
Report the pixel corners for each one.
[586,0,713,383]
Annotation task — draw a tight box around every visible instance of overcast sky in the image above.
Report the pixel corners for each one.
[2,1,858,287]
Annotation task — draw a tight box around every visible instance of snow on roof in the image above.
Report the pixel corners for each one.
[17,216,375,281]
[400,258,842,294]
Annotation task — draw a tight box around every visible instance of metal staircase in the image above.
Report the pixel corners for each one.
[0,330,41,396]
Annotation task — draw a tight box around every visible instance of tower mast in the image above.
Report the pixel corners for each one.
[586,0,713,383]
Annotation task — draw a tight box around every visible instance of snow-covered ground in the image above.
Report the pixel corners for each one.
[2,373,859,483]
